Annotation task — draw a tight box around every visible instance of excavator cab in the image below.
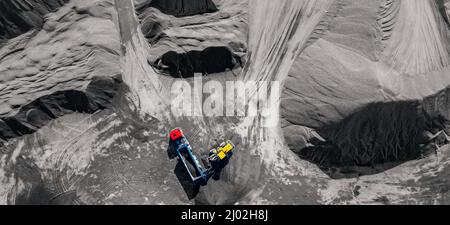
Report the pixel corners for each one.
[209,141,234,161]
[207,141,234,180]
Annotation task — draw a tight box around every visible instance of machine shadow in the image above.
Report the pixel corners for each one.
[174,161,200,200]
[167,143,200,200]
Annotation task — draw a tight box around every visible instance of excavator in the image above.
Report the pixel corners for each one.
[169,128,234,185]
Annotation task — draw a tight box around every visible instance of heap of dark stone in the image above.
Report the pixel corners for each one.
[297,101,446,171]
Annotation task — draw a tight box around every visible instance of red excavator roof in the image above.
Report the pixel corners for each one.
[170,128,184,141]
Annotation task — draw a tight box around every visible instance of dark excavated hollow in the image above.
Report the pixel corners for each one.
[136,0,218,17]
[154,46,242,78]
